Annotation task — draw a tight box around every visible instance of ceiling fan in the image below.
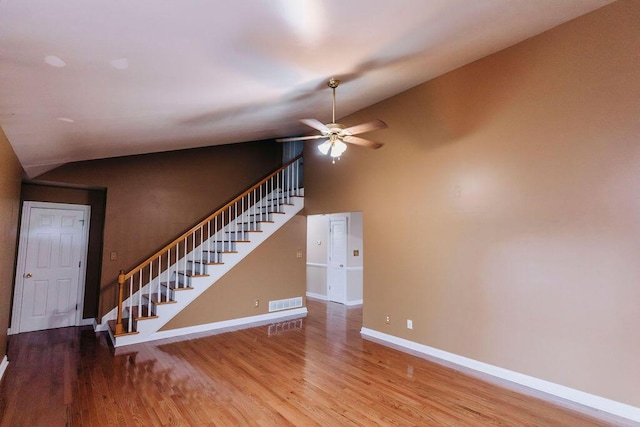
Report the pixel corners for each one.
[276,78,387,162]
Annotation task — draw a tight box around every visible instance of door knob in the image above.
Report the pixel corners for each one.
[24,273,32,278]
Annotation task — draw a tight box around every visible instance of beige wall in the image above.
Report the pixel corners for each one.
[162,215,306,330]
[0,127,23,356]
[304,0,640,407]
[37,140,282,320]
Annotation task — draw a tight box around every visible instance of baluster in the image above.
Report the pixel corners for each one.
[253,188,257,229]
[287,163,291,204]
[127,276,134,333]
[199,225,204,273]
[165,249,170,300]
[183,237,187,283]
[214,215,218,262]
[148,261,153,314]
[191,230,195,274]
[158,252,162,300]
[270,176,274,217]
[207,221,211,263]
[260,185,262,221]
[235,202,238,241]
[298,158,301,194]
[279,169,283,211]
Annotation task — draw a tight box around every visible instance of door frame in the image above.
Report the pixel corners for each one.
[327,216,348,304]
[11,201,91,334]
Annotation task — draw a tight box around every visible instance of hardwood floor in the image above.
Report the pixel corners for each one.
[0,299,626,426]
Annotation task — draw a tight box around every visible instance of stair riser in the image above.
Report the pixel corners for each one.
[201,251,223,264]
[225,231,253,240]
[233,223,262,232]
[187,261,204,275]
[247,213,273,221]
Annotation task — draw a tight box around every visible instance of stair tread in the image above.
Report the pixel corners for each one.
[143,293,177,304]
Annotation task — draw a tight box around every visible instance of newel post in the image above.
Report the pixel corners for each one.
[115,270,125,334]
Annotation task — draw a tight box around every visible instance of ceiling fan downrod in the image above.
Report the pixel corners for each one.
[328,78,340,124]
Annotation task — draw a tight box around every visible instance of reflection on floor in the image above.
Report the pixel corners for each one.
[0,299,618,426]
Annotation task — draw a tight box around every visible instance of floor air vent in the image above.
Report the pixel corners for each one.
[268,296,303,312]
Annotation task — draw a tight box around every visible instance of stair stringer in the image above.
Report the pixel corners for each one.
[106,196,304,347]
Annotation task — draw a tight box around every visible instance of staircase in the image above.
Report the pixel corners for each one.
[103,155,304,347]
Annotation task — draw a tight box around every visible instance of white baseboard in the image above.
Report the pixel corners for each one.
[0,355,8,384]
[94,322,109,332]
[307,293,361,306]
[79,318,95,327]
[306,292,328,301]
[361,328,640,424]
[134,307,308,344]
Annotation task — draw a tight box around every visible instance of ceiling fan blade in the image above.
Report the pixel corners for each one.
[342,135,384,149]
[300,118,330,133]
[342,119,387,136]
[276,134,326,142]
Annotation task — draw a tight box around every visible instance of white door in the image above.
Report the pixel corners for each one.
[327,217,347,304]
[13,203,89,333]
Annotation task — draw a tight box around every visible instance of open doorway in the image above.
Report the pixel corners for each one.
[306,212,363,306]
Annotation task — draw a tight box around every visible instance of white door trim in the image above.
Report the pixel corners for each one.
[11,201,91,334]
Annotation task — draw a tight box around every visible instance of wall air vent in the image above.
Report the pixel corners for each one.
[268,296,303,313]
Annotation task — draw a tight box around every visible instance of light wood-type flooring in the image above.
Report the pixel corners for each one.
[0,299,627,426]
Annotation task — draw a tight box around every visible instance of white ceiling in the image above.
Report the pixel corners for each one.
[0,0,612,177]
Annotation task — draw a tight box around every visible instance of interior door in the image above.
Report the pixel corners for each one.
[15,205,88,333]
[327,217,347,304]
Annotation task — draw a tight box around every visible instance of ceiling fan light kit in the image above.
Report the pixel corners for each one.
[276,78,388,163]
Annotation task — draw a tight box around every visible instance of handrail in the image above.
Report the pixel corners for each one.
[114,154,303,335]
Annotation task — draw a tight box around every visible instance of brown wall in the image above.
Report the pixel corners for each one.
[162,215,306,330]
[0,127,23,356]
[20,183,106,319]
[37,140,282,320]
[304,0,640,407]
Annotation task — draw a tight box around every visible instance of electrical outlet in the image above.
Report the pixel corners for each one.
[110,251,117,261]
[385,315,390,324]
[296,249,303,258]
[254,299,259,308]
[407,319,413,330]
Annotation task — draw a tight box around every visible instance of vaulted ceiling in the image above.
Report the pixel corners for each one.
[0,0,612,177]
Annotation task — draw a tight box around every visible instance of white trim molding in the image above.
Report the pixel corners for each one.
[306,292,328,301]
[0,355,8,384]
[80,318,95,327]
[361,328,640,424]
[345,299,363,306]
[116,307,308,348]
[306,262,327,268]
